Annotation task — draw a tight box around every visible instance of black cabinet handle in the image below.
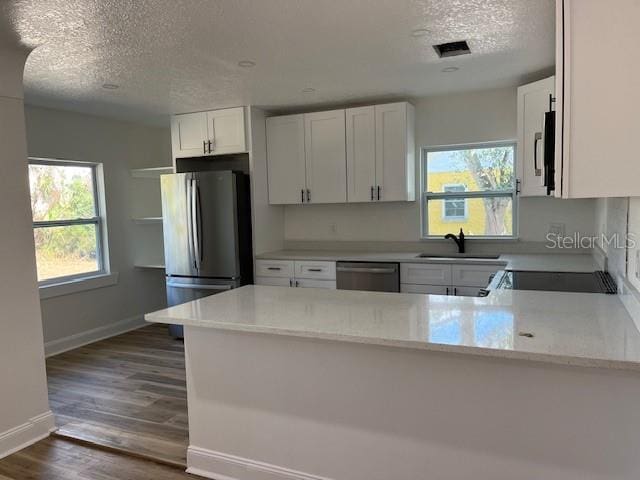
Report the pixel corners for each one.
[208,140,212,153]
[371,186,374,201]
[267,267,281,271]
[306,189,311,203]
[308,268,322,272]
[377,185,381,201]
[446,287,449,295]
[454,287,457,295]
[301,189,304,203]
[203,140,206,154]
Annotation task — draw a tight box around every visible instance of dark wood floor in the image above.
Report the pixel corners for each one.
[0,437,203,480]
[46,324,188,467]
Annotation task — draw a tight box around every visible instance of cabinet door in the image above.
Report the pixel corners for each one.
[400,263,453,286]
[295,278,336,289]
[451,264,501,287]
[375,103,415,202]
[400,284,450,295]
[304,110,347,204]
[452,286,482,297]
[556,0,640,198]
[517,76,554,197]
[206,107,246,155]
[266,114,306,205]
[346,106,376,203]
[171,112,208,159]
[255,276,292,287]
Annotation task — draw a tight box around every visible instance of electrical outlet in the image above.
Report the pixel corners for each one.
[548,222,566,237]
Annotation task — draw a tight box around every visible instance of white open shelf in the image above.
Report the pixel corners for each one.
[132,217,163,224]
[130,166,174,179]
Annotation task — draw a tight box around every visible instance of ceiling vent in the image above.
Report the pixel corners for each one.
[433,40,471,58]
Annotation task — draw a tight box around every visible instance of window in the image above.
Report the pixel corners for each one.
[442,184,467,219]
[421,142,516,238]
[28,158,108,284]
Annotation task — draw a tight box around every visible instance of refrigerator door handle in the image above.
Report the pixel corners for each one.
[185,175,196,270]
[191,178,201,271]
[195,180,204,264]
[166,281,232,291]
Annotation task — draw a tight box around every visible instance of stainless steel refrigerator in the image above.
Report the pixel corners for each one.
[160,170,252,337]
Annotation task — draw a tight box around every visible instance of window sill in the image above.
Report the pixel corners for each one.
[39,272,119,300]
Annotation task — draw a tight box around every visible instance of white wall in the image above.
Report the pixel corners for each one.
[283,87,595,245]
[0,45,54,458]
[249,107,284,255]
[24,105,170,351]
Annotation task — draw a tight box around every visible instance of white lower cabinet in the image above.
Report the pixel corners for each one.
[255,260,336,289]
[255,276,292,287]
[451,286,483,297]
[451,265,500,288]
[401,262,501,297]
[295,279,336,289]
[401,284,450,295]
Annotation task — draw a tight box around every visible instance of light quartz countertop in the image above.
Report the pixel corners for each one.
[146,285,640,371]
[256,250,600,272]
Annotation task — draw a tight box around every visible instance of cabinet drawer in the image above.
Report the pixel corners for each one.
[451,265,501,287]
[295,260,336,280]
[295,278,336,289]
[255,276,292,287]
[401,284,450,295]
[400,263,452,286]
[255,260,295,278]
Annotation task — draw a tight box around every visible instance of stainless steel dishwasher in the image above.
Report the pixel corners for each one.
[336,262,400,292]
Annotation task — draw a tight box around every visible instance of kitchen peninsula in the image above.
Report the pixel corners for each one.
[146,286,640,480]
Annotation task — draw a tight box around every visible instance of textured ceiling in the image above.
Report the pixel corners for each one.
[1,0,555,125]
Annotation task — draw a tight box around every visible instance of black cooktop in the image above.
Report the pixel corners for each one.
[496,270,617,294]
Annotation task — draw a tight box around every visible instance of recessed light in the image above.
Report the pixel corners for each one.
[441,66,460,73]
[410,28,430,38]
[238,60,256,68]
[302,87,315,93]
[102,83,119,90]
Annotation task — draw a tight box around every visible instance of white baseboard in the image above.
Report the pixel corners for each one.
[0,411,56,460]
[187,446,334,480]
[44,315,147,357]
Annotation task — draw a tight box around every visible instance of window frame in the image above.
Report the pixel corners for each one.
[441,183,468,221]
[29,157,110,286]
[420,141,518,240]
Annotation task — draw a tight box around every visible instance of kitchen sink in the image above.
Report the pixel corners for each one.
[416,253,501,259]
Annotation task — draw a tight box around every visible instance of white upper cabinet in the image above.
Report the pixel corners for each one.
[345,102,416,203]
[206,107,246,155]
[304,109,347,204]
[266,114,306,205]
[375,102,415,202]
[171,107,246,159]
[516,76,555,197]
[346,106,377,202]
[555,0,640,198]
[171,112,209,158]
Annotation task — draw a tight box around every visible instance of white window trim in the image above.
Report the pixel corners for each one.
[39,272,119,300]
[420,141,518,240]
[29,157,112,290]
